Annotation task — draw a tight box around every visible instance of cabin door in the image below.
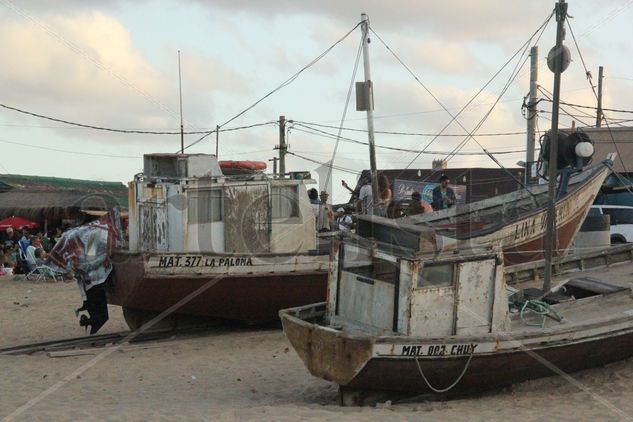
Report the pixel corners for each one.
[454,259,496,335]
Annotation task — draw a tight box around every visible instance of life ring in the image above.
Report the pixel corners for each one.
[219,161,267,171]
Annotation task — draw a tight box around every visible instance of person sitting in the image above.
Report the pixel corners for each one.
[432,175,456,211]
[408,191,433,216]
[336,206,355,232]
[25,236,42,271]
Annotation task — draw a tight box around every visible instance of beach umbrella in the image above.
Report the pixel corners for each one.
[0,216,40,230]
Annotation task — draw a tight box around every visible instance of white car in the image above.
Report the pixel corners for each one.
[588,205,633,244]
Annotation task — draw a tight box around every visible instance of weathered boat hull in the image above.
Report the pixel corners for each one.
[280,299,633,402]
[108,251,328,325]
[404,162,612,266]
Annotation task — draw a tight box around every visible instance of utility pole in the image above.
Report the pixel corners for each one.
[360,13,380,205]
[526,46,539,183]
[215,125,220,158]
[278,115,287,176]
[543,0,568,294]
[596,65,604,128]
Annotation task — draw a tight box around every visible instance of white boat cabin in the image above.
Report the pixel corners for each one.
[127,153,317,254]
[326,215,511,337]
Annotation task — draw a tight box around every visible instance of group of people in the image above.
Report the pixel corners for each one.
[308,188,355,232]
[0,227,64,276]
[343,173,456,219]
[308,173,457,234]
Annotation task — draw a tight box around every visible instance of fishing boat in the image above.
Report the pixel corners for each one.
[280,215,633,404]
[281,0,633,404]
[107,153,329,329]
[404,154,613,266]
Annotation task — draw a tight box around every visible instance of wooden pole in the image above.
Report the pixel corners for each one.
[360,13,380,206]
[543,0,567,294]
[526,46,539,183]
[278,116,287,175]
[596,66,604,128]
[215,125,219,158]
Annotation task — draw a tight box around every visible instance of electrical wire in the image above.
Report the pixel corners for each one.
[286,151,360,175]
[292,120,527,137]
[291,124,527,155]
[566,19,628,174]
[369,10,553,173]
[181,21,362,152]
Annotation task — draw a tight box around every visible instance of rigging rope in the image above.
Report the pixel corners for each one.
[323,29,364,192]
[181,21,362,152]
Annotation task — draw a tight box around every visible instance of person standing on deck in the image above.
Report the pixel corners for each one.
[432,175,456,211]
[317,191,334,232]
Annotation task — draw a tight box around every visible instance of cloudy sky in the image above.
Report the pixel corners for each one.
[0,0,632,202]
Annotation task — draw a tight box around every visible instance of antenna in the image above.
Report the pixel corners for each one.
[178,50,184,154]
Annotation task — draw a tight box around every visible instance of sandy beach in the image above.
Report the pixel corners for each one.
[1,277,633,421]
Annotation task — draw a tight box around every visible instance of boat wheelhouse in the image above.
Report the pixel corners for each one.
[108,153,329,328]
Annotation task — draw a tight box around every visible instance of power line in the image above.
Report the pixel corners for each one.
[291,124,527,155]
[286,151,360,175]
[181,21,362,152]
[292,120,527,137]
[0,101,277,135]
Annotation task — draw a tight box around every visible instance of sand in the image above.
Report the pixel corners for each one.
[1,277,633,421]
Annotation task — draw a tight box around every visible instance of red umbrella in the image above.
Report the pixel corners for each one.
[0,216,40,230]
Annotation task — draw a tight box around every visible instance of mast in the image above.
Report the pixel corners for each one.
[543,0,568,293]
[178,50,184,154]
[526,46,539,183]
[360,13,380,205]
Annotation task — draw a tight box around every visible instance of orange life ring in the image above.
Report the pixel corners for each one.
[219,161,267,171]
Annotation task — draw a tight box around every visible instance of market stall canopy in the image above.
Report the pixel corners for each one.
[0,216,40,230]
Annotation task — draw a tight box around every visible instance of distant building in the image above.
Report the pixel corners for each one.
[0,174,128,228]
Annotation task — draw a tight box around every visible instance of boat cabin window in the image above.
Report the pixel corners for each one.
[188,190,222,223]
[271,185,300,219]
[342,246,398,283]
[417,263,455,288]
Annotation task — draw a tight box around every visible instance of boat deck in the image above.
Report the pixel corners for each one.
[510,260,633,331]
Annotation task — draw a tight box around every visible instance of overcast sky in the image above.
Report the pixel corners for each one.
[0,0,632,202]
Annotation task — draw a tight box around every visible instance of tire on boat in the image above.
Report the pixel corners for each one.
[122,307,221,331]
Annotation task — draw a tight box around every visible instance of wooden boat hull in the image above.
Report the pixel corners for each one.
[408,162,611,266]
[107,251,328,325]
[280,297,633,401]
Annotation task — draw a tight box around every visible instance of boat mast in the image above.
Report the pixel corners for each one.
[360,13,380,206]
[543,0,568,293]
[178,50,184,154]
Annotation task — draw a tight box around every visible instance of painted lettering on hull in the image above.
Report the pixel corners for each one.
[400,343,478,357]
[156,256,253,268]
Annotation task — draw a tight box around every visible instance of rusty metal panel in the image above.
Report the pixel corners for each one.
[223,184,270,253]
[336,270,395,331]
[139,204,168,251]
[455,259,495,335]
[408,286,455,337]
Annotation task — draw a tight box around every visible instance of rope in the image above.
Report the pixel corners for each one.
[414,351,474,393]
[182,21,362,152]
[519,300,562,328]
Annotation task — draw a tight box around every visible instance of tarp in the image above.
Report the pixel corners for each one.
[0,216,39,230]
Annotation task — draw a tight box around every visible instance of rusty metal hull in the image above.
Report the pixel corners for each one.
[108,251,328,324]
[280,299,633,399]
